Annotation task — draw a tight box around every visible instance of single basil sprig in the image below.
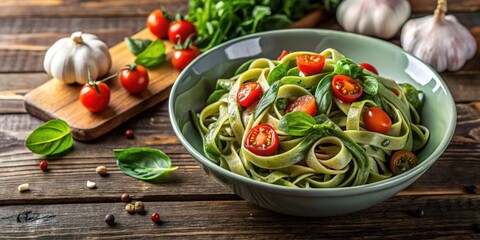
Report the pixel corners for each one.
[267,60,295,85]
[114,147,178,181]
[125,37,152,56]
[25,119,74,156]
[279,112,370,185]
[134,40,167,68]
[400,83,423,110]
[314,73,334,115]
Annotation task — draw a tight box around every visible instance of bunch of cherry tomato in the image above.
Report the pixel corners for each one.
[239,51,416,175]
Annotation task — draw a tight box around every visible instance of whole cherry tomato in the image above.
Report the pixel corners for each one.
[363,107,392,134]
[168,19,197,44]
[359,62,379,75]
[147,9,170,39]
[390,150,418,175]
[237,82,263,108]
[285,95,317,116]
[119,64,149,94]
[296,54,325,76]
[172,45,200,71]
[331,74,363,103]
[244,124,279,156]
[79,82,110,113]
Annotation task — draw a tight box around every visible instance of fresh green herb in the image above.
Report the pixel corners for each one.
[400,83,423,110]
[334,58,379,95]
[267,60,296,85]
[125,37,152,56]
[254,81,280,119]
[25,119,73,156]
[382,139,391,147]
[314,73,334,114]
[206,89,228,105]
[275,98,287,111]
[114,147,178,181]
[235,59,255,75]
[320,0,343,13]
[278,112,315,136]
[134,40,167,68]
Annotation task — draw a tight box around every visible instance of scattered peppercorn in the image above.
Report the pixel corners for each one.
[121,193,130,202]
[473,223,480,233]
[414,209,424,218]
[466,185,477,194]
[125,203,135,214]
[39,161,48,171]
[150,212,161,224]
[105,214,115,226]
[125,129,134,139]
[134,201,145,213]
[96,166,108,176]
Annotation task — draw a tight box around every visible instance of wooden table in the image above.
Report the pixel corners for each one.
[1,1,479,239]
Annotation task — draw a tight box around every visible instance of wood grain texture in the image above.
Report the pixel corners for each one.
[23,29,178,141]
[1,195,479,239]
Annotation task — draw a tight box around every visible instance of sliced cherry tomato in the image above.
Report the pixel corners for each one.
[390,150,418,175]
[79,82,110,113]
[296,54,325,76]
[237,82,262,108]
[244,124,279,156]
[168,19,197,44]
[119,64,149,94]
[172,45,200,71]
[359,62,378,75]
[285,95,317,116]
[331,74,363,103]
[363,107,392,134]
[147,9,170,39]
[277,50,289,61]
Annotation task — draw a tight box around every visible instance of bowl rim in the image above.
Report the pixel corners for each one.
[168,28,457,197]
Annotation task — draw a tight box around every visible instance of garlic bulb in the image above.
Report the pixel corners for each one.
[401,0,476,72]
[336,0,411,39]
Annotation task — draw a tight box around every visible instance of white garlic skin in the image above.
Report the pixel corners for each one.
[337,0,411,39]
[401,15,477,72]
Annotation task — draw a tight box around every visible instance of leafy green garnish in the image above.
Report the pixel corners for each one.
[125,37,152,56]
[267,60,295,85]
[254,81,280,119]
[134,40,167,68]
[25,119,73,156]
[114,148,178,181]
[400,83,423,110]
[278,112,315,136]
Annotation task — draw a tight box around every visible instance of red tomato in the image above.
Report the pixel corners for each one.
[237,82,262,108]
[363,107,392,134]
[79,82,110,113]
[172,45,200,71]
[244,124,279,156]
[285,95,317,116]
[277,50,289,61]
[331,74,363,103]
[359,62,378,75]
[147,10,170,39]
[168,20,197,44]
[119,64,149,94]
[296,54,325,76]
[390,150,418,175]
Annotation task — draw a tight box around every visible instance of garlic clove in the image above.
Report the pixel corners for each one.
[401,0,476,72]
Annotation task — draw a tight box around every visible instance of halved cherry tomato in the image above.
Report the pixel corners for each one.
[363,107,392,134]
[285,95,317,116]
[119,64,149,94]
[237,82,262,108]
[277,50,289,61]
[172,45,200,71]
[147,9,170,39]
[296,54,325,76]
[390,150,418,175]
[359,63,378,75]
[331,74,363,103]
[79,82,110,113]
[168,19,197,44]
[244,124,279,156]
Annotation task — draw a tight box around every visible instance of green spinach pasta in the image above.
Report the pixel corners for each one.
[192,48,429,188]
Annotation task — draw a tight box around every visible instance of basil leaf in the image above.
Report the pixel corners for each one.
[234,59,255,76]
[314,73,334,115]
[25,119,73,156]
[359,75,379,95]
[254,81,280,119]
[114,148,178,181]
[206,89,228,105]
[125,37,152,56]
[334,58,363,78]
[267,60,295,85]
[400,83,423,110]
[279,112,315,136]
[134,40,166,68]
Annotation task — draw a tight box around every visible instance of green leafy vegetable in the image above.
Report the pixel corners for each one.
[400,83,423,110]
[314,73,334,114]
[25,119,73,156]
[125,37,152,56]
[114,148,178,181]
[278,112,315,136]
[134,40,166,68]
[320,0,343,13]
[267,60,295,85]
[254,81,280,119]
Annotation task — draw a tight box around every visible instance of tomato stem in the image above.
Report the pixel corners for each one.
[86,68,117,96]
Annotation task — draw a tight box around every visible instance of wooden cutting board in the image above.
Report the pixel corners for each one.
[24,29,178,142]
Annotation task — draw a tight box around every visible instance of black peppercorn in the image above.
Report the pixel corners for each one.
[466,185,477,194]
[105,214,115,226]
[414,209,424,218]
